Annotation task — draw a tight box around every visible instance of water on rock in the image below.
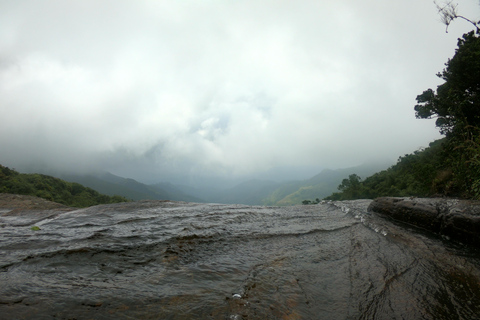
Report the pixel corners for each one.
[1,197,479,319]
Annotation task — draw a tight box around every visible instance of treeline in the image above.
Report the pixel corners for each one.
[319,30,480,202]
[0,165,129,207]
[324,139,450,200]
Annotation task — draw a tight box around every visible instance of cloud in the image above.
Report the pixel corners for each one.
[1,0,479,182]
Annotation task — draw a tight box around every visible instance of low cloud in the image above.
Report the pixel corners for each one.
[1,0,478,183]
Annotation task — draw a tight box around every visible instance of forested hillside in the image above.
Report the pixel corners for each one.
[324,139,446,200]
[0,165,128,207]
[322,29,480,201]
[262,161,391,205]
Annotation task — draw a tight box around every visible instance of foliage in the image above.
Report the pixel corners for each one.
[414,29,480,198]
[414,31,480,137]
[264,163,391,206]
[0,164,129,207]
[322,139,448,201]
[302,198,320,205]
[337,174,362,199]
[322,28,480,202]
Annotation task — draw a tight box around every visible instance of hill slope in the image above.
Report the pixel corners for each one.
[61,172,202,203]
[0,165,128,207]
[263,161,392,205]
[215,179,280,205]
[324,139,447,200]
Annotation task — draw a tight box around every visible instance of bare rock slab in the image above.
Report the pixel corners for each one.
[368,197,480,247]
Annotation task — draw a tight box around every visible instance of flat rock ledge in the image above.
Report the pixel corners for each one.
[368,197,480,247]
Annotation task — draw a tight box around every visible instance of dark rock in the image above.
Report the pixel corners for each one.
[368,197,480,247]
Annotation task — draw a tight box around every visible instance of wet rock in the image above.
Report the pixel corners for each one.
[368,197,480,247]
[0,193,74,226]
[2,196,480,319]
[0,193,73,212]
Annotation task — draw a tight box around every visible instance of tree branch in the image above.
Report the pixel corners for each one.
[434,0,480,33]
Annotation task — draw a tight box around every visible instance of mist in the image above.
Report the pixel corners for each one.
[2,0,479,185]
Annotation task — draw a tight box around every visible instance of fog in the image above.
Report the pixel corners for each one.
[1,0,479,185]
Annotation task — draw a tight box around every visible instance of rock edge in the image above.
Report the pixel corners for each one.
[368,197,480,247]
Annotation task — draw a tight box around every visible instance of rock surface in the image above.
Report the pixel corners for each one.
[1,195,480,318]
[0,193,73,211]
[368,197,480,247]
[0,193,74,226]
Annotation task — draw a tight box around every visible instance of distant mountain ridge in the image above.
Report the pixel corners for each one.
[262,161,392,205]
[166,160,393,205]
[30,160,393,206]
[216,179,281,205]
[60,172,203,203]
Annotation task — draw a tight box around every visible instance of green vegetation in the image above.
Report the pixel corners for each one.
[323,139,447,200]
[315,29,480,202]
[0,164,129,207]
[415,31,480,138]
[302,198,320,205]
[261,162,390,206]
[415,30,480,199]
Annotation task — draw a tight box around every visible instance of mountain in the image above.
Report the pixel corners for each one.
[262,161,393,206]
[148,181,204,202]
[324,139,451,200]
[44,160,393,206]
[215,179,280,205]
[171,160,393,206]
[0,164,128,207]
[60,172,203,202]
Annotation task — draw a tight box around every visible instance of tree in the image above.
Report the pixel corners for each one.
[338,174,360,191]
[337,174,362,198]
[414,16,480,197]
[422,2,480,137]
[434,1,479,33]
[414,31,480,139]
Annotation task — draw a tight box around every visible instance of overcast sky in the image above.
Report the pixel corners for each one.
[1,0,479,184]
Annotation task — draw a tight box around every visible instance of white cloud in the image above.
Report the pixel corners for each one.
[1,0,479,182]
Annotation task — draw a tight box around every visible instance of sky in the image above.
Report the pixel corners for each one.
[1,0,479,185]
